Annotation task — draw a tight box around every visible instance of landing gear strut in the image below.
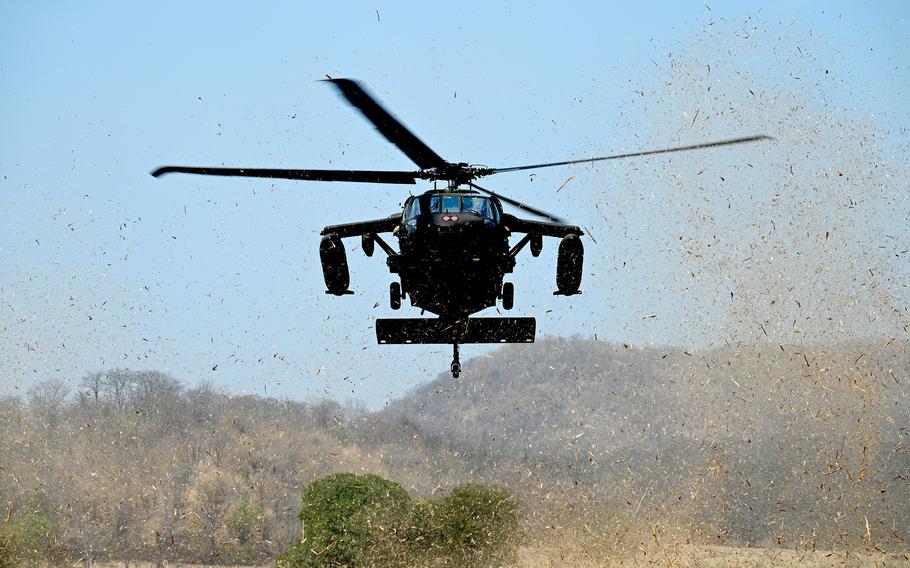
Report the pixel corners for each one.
[451,343,461,378]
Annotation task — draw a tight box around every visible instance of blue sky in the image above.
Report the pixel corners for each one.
[2,1,908,407]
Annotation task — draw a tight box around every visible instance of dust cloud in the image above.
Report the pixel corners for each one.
[545,16,910,565]
[645,18,909,346]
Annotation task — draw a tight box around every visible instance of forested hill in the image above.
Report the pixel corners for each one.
[387,338,909,468]
[380,338,910,545]
[1,338,907,563]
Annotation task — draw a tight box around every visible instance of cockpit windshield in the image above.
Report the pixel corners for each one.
[429,196,461,213]
[461,196,494,219]
[428,195,499,221]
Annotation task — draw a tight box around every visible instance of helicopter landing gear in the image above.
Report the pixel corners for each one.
[390,282,401,310]
[451,343,461,378]
[501,282,514,310]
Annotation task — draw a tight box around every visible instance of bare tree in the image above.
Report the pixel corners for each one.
[103,369,133,411]
[78,371,106,404]
[26,378,70,430]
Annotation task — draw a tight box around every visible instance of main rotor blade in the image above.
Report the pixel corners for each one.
[487,134,774,175]
[150,166,417,184]
[325,78,447,170]
[468,182,566,224]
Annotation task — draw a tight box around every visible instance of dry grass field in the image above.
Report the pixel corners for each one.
[77,546,909,568]
[517,544,909,567]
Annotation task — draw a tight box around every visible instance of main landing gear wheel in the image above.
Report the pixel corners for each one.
[501,282,514,310]
[390,282,401,310]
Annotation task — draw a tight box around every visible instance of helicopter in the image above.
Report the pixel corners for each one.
[152,78,770,377]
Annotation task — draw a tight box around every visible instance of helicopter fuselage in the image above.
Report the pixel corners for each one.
[319,188,585,322]
[392,198,512,318]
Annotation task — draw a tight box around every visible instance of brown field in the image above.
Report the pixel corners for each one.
[77,546,909,568]
[520,544,909,567]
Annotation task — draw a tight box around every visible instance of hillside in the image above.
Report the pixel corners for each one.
[1,339,907,563]
[378,339,910,546]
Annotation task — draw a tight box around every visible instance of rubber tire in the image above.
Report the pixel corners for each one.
[390,282,401,310]
[502,282,514,310]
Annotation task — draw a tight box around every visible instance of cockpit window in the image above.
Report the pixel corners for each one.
[428,195,462,213]
[405,197,421,221]
[462,196,492,218]
[427,195,499,222]
[442,196,460,212]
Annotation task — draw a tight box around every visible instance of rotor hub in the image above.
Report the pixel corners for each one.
[418,163,493,186]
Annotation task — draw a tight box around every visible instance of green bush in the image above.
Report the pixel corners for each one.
[0,528,16,568]
[1,497,66,567]
[279,474,520,568]
[423,483,520,566]
[405,498,439,555]
[278,473,412,567]
[222,497,264,564]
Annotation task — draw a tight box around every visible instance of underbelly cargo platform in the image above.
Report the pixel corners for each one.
[376,317,536,378]
[376,317,535,345]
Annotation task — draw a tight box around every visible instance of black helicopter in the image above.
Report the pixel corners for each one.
[152,78,770,377]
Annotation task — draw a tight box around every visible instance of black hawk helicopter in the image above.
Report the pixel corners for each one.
[152,78,770,377]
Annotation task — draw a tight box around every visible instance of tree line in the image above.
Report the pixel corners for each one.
[2,338,908,564]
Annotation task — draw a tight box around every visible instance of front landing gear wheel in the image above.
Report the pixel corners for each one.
[451,362,461,378]
[501,282,514,310]
[390,282,401,310]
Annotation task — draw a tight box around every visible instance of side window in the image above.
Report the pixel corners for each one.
[406,198,421,220]
[402,198,412,220]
